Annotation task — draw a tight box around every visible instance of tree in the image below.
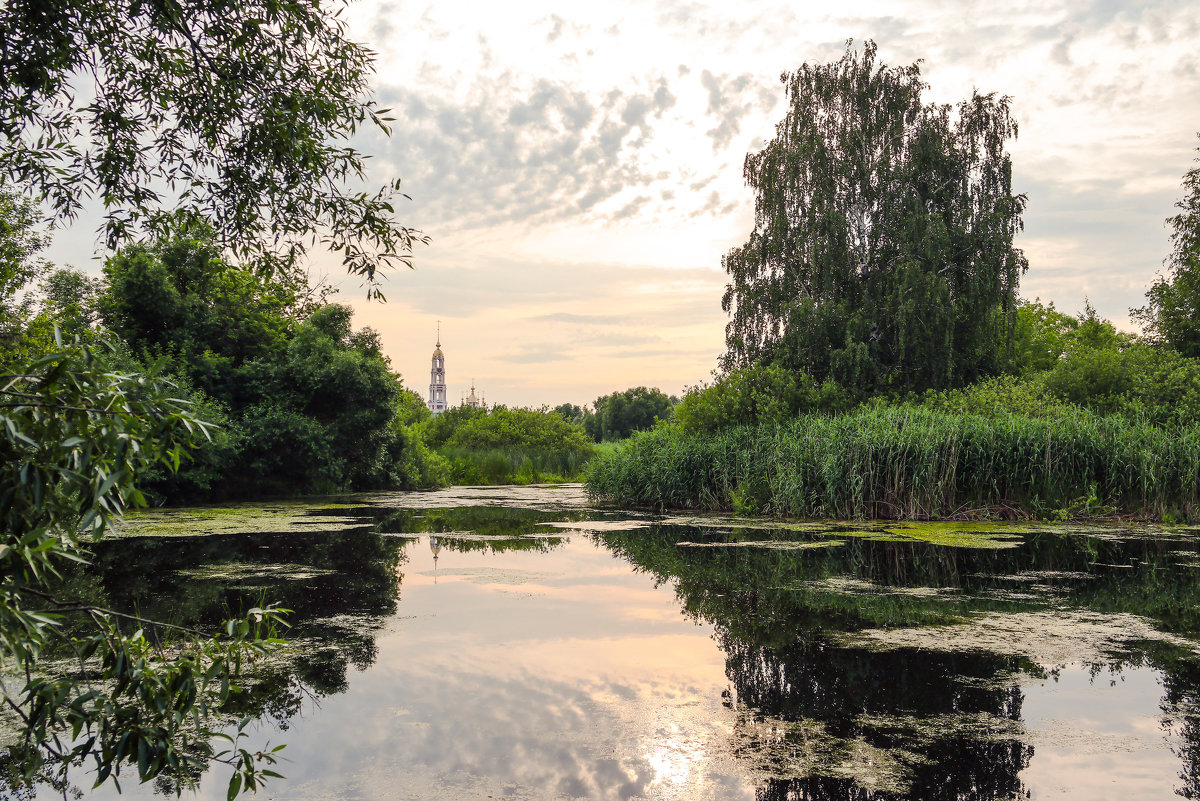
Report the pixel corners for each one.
[672,364,849,434]
[0,0,425,293]
[586,387,674,441]
[721,40,1027,397]
[552,403,585,424]
[100,223,303,401]
[97,228,423,499]
[0,185,50,367]
[1134,136,1200,358]
[38,267,103,332]
[1,1,424,792]
[1001,299,1080,375]
[237,304,403,494]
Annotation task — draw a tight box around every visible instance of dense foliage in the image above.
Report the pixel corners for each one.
[595,295,1200,520]
[0,0,424,291]
[673,364,849,435]
[0,336,290,793]
[81,226,425,500]
[0,186,49,369]
[589,48,1200,522]
[583,386,675,441]
[1136,138,1200,358]
[721,40,1026,398]
[432,406,597,484]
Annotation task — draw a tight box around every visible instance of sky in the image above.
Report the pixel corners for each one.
[45,0,1200,408]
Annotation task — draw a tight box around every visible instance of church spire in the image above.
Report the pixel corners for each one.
[427,324,447,414]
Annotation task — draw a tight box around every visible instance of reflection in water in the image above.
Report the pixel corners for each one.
[9,507,407,798]
[16,486,1200,800]
[601,520,1200,800]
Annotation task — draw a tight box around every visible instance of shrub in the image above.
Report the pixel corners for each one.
[673,364,850,435]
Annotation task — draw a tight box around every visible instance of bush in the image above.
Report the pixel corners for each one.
[1043,342,1200,427]
[414,405,597,485]
[673,364,850,435]
[911,375,1080,419]
[444,406,593,457]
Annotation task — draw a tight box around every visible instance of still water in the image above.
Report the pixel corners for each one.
[37,485,1200,799]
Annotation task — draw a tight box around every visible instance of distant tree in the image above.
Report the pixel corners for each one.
[396,387,433,427]
[417,404,489,450]
[721,40,1027,397]
[37,267,103,332]
[1135,137,1200,358]
[587,387,674,441]
[444,407,593,456]
[553,403,585,423]
[0,0,424,292]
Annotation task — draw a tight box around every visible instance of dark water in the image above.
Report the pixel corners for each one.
[25,485,1200,800]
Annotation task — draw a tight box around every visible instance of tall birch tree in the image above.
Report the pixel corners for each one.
[721,40,1027,396]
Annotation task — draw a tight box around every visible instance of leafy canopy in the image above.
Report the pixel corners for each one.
[0,185,51,367]
[584,387,674,442]
[721,40,1027,397]
[96,226,421,499]
[1135,136,1200,358]
[0,0,425,292]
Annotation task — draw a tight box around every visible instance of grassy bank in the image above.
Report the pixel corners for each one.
[585,406,1200,521]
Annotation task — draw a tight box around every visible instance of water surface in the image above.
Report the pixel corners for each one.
[28,485,1200,800]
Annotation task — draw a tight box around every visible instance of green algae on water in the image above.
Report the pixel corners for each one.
[729,714,923,795]
[677,539,845,551]
[862,521,1026,549]
[118,501,374,537]
[837,610,1200,665]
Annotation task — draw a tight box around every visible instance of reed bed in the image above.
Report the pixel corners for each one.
[585,406,1200,521]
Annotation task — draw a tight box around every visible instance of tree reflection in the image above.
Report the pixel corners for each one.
[600,523,1200,800]
[1,524,406,795]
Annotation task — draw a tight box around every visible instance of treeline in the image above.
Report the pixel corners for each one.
[555,385,676,442]
[1,205,603,502]
[588,44,1200,522]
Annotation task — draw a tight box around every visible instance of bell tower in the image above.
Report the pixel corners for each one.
[428,322,447,414]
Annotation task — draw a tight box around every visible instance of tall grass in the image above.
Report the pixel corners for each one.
[585,406,1200,521]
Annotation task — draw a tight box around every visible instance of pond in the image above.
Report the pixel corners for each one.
[28,484,1200,800]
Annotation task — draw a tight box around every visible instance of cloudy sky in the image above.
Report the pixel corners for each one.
[47,0,1200,407]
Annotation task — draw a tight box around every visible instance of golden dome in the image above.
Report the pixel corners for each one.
[433,345,443,357]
